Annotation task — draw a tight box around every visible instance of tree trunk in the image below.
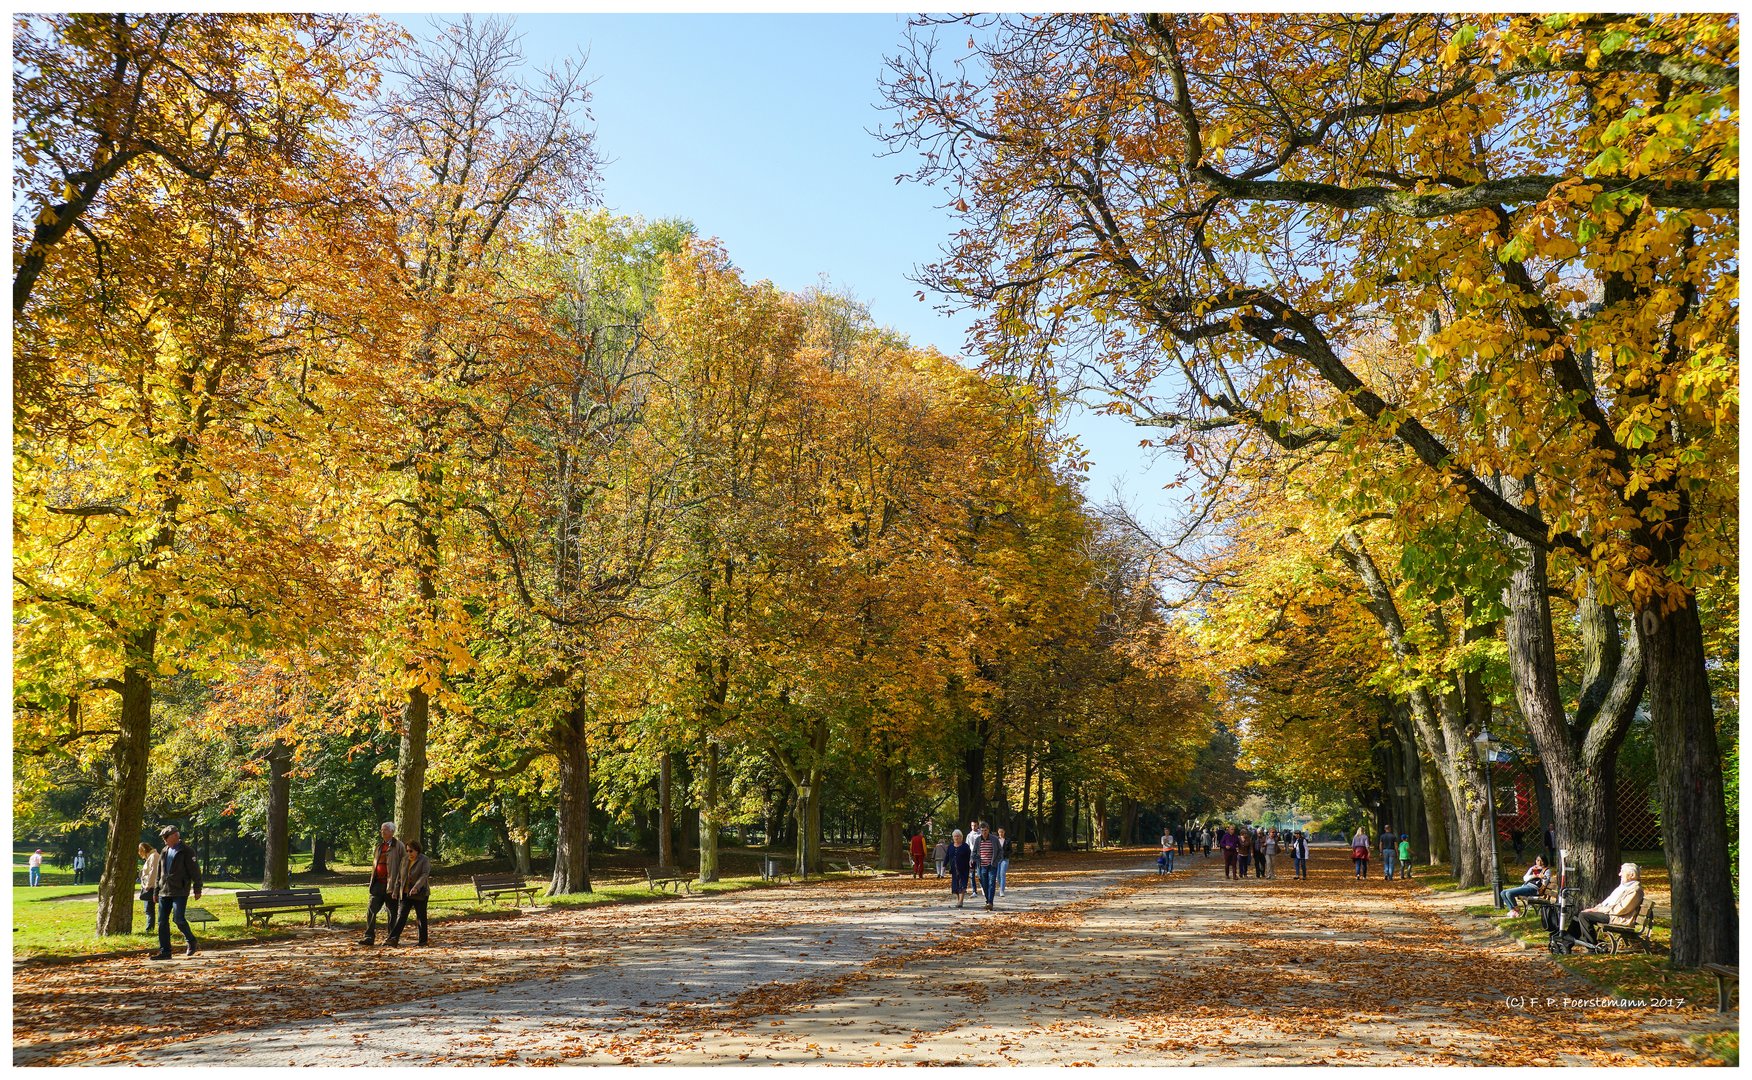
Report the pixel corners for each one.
[1335,533,1488,885]
[310,836,329,874]
[507,795,532,876]
[395,517,440,847]
[1501,532,1642,902]
[804,775,823,875]
[549,695,592,895]
[1049,768,1068,851]
[262,739,292,889]
[1094,791,1108,847]
[96,645,155,936]
[1034,753,1047,854]
[1419,762,1447,867]
[958,738,985,825]
[1638,593,1736,966]
[875,756,904,871]
[698,739,721,883]
[658,751,674,868]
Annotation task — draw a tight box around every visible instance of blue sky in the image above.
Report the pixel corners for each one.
[398,13,1182,528]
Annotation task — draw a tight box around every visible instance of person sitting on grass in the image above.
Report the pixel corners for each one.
[1575,863,1643,950]
[1500,856,1548,915]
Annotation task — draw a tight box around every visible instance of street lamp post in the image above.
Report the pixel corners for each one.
[1473,731,1504,908]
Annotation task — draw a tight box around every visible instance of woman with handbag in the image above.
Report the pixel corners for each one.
[136,841,161,933]
[388,839,432,946]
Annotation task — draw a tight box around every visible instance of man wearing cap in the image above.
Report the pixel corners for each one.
[150,825,203,959]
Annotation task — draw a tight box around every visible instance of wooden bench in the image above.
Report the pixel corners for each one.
[1702,964,1738,1014]
[1599,899,1657,954]
[831,861,899,878]
[235,888,338,928]
[472,873,538,905]
[644,867,693,894]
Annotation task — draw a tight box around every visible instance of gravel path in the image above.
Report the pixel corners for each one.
[15,847,1727,1065]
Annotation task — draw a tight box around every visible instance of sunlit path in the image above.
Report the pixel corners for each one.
[14,848,1725,1066]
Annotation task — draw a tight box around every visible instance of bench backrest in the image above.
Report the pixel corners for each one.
[473,874,528,888]
[236,888,323,909]
[646,867,687,878]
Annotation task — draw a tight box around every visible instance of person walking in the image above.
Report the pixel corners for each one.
[1379,825,1396,880]
[1236,828,1253,880]
[28,849,43,887]
[1397,834,1413,880]
[137,842,161,933]
[933,837,949,878]
[995,827,1011,896]
[1350,827,1370,880]
[1158,829,1174,874]
[360,821,406,946]
[388,839,432,946]
[910,830,927,880]
[1219,827,1237,878]
[1262,830,1278,879]
[72,849,87,885]
[974,822,999,910]
[947,829,973,908]
[1291,831,1309,879]
[1251,829,1266,879]
[1203,828,1213,857]
[150,825,202,959]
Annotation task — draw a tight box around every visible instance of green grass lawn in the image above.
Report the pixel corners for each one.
[12,868,815,961]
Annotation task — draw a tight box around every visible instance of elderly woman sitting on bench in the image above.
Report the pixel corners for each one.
[1576,863,1644,948]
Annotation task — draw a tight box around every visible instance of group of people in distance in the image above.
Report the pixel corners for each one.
[1349,826,1414,880]
[21,848,87,886]
[1216,825,1310,880]
[909,822,1009,909]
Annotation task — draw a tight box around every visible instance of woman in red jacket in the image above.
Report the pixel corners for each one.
[909,829,927,879]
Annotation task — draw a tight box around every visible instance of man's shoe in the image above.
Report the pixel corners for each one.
[147,952,172,960]
[184,944,197,957]
[359,939,377,946]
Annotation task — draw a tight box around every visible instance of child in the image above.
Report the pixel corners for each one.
[1397,834,1412,879]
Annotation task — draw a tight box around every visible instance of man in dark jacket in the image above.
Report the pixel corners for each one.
[151,825,203,959]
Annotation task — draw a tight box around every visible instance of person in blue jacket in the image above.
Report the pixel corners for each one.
[947,829,973,908]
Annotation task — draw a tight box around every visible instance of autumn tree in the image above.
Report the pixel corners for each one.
[358,15,600,848]
[12,14,397,934]
[884,12,1736,965]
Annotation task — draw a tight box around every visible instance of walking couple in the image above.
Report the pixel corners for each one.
[361,822,433,947]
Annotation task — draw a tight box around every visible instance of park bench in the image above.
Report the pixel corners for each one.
[472,873,539,906]
[1702,964,1737,1014]
[644,867,694,894]
[184,906,219,928]
[831,861,899,877]
[1598,899,1657,955]
[235,888,339,928]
